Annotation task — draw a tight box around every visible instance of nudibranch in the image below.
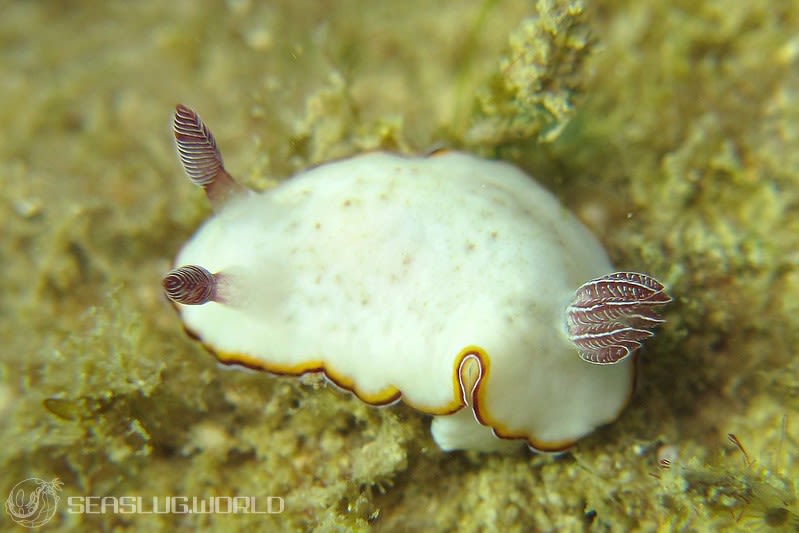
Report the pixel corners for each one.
[164,104,671,452]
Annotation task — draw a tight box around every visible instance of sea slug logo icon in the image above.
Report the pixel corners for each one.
[5,478,63,528]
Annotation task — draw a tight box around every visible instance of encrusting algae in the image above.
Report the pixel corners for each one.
[0,0,798,531]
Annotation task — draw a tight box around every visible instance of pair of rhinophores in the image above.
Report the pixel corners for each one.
[163,104,670,453]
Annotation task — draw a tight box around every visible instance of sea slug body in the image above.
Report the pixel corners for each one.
[164,105,670,452]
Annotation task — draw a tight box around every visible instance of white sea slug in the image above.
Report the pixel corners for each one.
[163,105,671,452]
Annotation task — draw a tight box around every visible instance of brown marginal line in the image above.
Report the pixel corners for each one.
[424,146,452,158]
[179,324,466,415]
[466,348,639,453]
[463,346,578,452]
[174,300,639,451]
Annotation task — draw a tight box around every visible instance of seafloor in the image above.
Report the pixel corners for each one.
[1,0,797,531]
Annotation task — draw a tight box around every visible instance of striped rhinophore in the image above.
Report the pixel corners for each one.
[163,264,218,305]
[173,104,246,208]
[173,104,224,188]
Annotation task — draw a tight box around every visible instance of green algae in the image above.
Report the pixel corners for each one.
[1,0,798,531]
[464,0,593,149]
